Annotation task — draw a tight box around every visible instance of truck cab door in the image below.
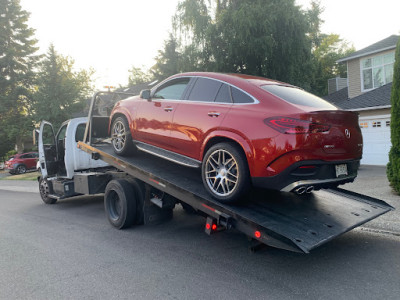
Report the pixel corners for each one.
[38,121,58,178]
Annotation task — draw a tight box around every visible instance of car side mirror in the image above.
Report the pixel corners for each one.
[140,89,151,100]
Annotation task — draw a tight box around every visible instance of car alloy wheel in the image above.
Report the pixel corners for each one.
[205,149,238,197]
[202,142,250,203]
[111,116,135,156]
[112,118,128,152]
[16,165,26,174]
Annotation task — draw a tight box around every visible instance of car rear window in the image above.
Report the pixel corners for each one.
[261,85,337,109]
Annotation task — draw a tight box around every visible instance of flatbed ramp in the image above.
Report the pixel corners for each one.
[79,142,393,253]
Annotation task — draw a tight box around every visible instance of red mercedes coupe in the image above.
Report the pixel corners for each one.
[109,72,362,202]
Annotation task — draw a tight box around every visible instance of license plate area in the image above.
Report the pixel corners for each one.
[335,164,348,177]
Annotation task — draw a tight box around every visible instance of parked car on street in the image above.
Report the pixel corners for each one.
[5,152,39,174]
[109,72,363,202]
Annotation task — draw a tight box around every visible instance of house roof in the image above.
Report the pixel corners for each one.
[323,83,392,111]
[337,35,399,63]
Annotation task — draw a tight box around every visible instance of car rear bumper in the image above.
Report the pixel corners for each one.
[251,159,360,192]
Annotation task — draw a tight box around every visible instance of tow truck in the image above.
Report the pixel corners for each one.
[37,91,394,253]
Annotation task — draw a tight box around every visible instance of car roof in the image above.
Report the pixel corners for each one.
[175,72,290,87]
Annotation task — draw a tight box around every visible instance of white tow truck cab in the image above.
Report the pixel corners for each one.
[38,118,109,202]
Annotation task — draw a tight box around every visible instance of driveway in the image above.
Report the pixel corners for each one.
[342,165,399,234]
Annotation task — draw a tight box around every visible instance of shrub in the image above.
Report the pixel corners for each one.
[387,39,400,194]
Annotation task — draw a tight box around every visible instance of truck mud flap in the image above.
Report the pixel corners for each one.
[229,187,394,253]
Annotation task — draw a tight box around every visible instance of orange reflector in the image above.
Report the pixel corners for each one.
[255,231,261,238]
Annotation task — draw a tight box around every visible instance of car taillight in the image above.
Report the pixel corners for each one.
[264,117,330,134]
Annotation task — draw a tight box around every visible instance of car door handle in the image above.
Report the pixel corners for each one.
[164,107,173,112]
[208,112,220,117]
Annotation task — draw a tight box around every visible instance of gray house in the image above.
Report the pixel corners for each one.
[325,35,398,166]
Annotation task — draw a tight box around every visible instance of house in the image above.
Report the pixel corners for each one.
[324,35,399,166]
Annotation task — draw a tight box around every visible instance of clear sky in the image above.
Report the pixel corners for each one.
[20,0,400,89]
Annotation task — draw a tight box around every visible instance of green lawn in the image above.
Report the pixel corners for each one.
[0,171,39,181]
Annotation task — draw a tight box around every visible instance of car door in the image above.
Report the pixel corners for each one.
[170,77,233,160]
[22,153,37,169]
[38,121,58,178]
[135,77,192,150]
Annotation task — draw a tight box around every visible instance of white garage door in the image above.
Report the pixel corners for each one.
[359,116,391,165]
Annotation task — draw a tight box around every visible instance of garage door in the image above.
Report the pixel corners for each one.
[359,116,391,165]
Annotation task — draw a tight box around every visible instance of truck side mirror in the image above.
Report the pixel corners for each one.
[140,89,151,100]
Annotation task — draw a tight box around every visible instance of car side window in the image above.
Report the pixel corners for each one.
[215,84,232,103]
[153,78,190,100]
[187,78,222,102]
[231,87,254,104]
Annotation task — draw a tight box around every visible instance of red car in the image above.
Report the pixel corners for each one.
[5,152,39,174]
[109,72,362,202]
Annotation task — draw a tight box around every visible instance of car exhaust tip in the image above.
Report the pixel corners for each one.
[306,186,314,193]
[294,187,306,195]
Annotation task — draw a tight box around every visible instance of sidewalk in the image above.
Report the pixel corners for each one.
[0,166,398,233]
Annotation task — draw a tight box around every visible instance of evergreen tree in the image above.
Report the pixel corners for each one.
[387,39,400,194]
[32,45,93,130]
[0,0,39,154]
[151,34,180,81]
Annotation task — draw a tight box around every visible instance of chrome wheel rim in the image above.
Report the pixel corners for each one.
[205,149,239,197]
[112,120,127,152]
[39,179,49,199]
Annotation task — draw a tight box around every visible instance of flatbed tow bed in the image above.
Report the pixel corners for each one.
[78,141,394,253]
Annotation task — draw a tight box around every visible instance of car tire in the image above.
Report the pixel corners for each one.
[202,142,250,203]
[16,164,27,174]
[111,116,136,156]
[39,176,57,204]
[104,179,137,229]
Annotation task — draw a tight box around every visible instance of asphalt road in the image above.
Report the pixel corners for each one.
[0,187,400,299]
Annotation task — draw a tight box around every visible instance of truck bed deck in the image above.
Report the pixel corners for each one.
[78,142,394,253]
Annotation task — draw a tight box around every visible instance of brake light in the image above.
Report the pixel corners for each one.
[264,117,330,134]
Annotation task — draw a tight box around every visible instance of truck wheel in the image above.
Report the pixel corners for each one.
[39,176,56,204]
[104,179,137,229]
[111,116,135,156]
[16,164,27,174]
[202,142,250,203]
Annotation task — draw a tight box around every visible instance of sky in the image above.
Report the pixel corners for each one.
[20,0,400,89]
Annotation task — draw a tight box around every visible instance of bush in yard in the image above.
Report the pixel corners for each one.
[387,39,400,194]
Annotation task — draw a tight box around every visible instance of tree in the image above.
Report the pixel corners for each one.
[387,39,400,194]
[306,1,355,96]
[151,34,181,81]
[310,34,355,95]
[0,0,39,155]
[32,44,93,130]
[166,0,314,89]
[128,66,151,86]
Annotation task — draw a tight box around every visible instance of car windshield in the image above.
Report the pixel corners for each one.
[261,85,337,110]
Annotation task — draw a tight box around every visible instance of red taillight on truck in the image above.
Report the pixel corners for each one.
[264,117,330,134]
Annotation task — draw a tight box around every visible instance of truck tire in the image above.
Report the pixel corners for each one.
[202,142,250,203]
[111,116,135,156]
[39,176,57,204]
[125,178,145,225]
[104,179,137,229]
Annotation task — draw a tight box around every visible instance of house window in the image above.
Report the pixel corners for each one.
[359,122,368,128]
[386,120,390,127]
[361,52,395,91]
[372,121,381,128]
